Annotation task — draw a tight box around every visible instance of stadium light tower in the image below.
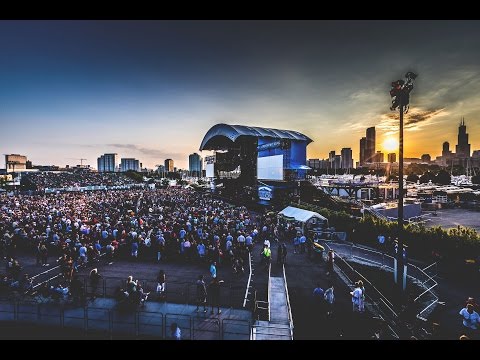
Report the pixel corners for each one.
[389,71,417,294]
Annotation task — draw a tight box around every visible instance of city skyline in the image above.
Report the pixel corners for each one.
[1,20,480,169]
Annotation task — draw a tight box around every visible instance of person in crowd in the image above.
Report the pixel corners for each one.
[208,277,224,315]
[210,261,217,279]
[357,280,365,312]
[170,322,181,340]
[89,268,102,301]
[350,281,363,313]
[326,250,334,276]
[156,270,166,299]
[195,274,208,313]
[459,303,480,336]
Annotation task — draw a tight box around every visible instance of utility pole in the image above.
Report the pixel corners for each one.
[389,71,417,296]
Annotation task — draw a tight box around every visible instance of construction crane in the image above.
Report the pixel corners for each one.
[66,158,88,166]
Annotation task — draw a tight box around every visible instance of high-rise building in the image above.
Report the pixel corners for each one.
[157,165,166,175]
[442,141,450,155]
[387,153,396,163]
[359,137,366,166]
[341,148,353,170]
[97,153,118,172]
[455,118,471,159]
[366,127,376,163]
[164,159,174,172]
[120,158,140,172]
[374,151,384,163]
[188,153,203,177]
[5,154,27,171]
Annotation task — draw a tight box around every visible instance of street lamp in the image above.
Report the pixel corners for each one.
[389,71,417,294]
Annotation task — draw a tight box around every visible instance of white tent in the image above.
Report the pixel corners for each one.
[278,206,328,231]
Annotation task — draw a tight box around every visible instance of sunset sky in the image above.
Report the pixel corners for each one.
[1,20,479,169]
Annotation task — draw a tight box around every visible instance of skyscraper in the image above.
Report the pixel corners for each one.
[455,118,471,159]
[164,159,174,172]
[120,158,140,172]
[341,148,353,170]
[188,153,203,177]
[388,153,396,163]
[97,153,118,172]
[366,127,376,163]
[359,137,366,166]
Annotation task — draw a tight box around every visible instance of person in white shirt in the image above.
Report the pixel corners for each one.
[350,281,363,312]
[459,303,480,331]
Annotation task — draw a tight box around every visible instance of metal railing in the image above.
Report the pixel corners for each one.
[282,264,294,340]
[325,240,439,323]
[0,299,252,340]
[243,251,253,308]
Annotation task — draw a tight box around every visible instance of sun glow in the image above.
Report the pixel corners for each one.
[383,138,398,152]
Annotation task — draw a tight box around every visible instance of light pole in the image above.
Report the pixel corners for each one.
[389,71,417,295]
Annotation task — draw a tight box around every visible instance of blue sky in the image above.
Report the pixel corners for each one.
[1,20,479,169]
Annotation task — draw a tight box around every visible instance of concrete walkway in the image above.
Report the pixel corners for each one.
[0,298,252,340]
[253,277,292,340]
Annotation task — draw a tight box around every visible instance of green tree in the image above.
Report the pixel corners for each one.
[435,170,451,185]
[419,171,435,184]
[406,173,419,183]
[472,174,480,185]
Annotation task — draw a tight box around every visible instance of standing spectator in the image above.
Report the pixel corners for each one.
[459,303,480,336]
[299,233,306,254]
[326,250,334,276]
[350,281,363,312]
[281,242,288,265]
[170,322,181,340]
[89,268,102,301]
[40,243,49,267]
[208,277,224,315]
[313,283,325,314]
[357,280,365,312]
[210,261,217,279]
[277,242,284,265]
[36,242,42,266]
[324,283,335,316]
[156,270,166,299]
[131,240,139,259]
[293,233,300,254]
[195,275,208,313]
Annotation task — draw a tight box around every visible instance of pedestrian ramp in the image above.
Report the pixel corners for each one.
[252,274,293,340]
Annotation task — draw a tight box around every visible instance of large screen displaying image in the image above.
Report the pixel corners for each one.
[206,163,215,178]
[257,155,283,180]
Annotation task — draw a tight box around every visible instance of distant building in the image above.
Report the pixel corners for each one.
[157,165,166,176]
[26,160,33,169]
[97,153,118,172]
[455,118,471,159]
[188,153,203,177]
[404,157,422,164]
[165,159,174,172]
[374,151,384,163]
[340,148,353,170]
[421,154,431,163]
[120,158,140,172]
[359,137,366,166]
[5,154,27,171]
[387,153,396,163]
[366,127,376,163]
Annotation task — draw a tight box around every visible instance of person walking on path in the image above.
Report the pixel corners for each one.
[350,281,363,312]
[324,283,335,316]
